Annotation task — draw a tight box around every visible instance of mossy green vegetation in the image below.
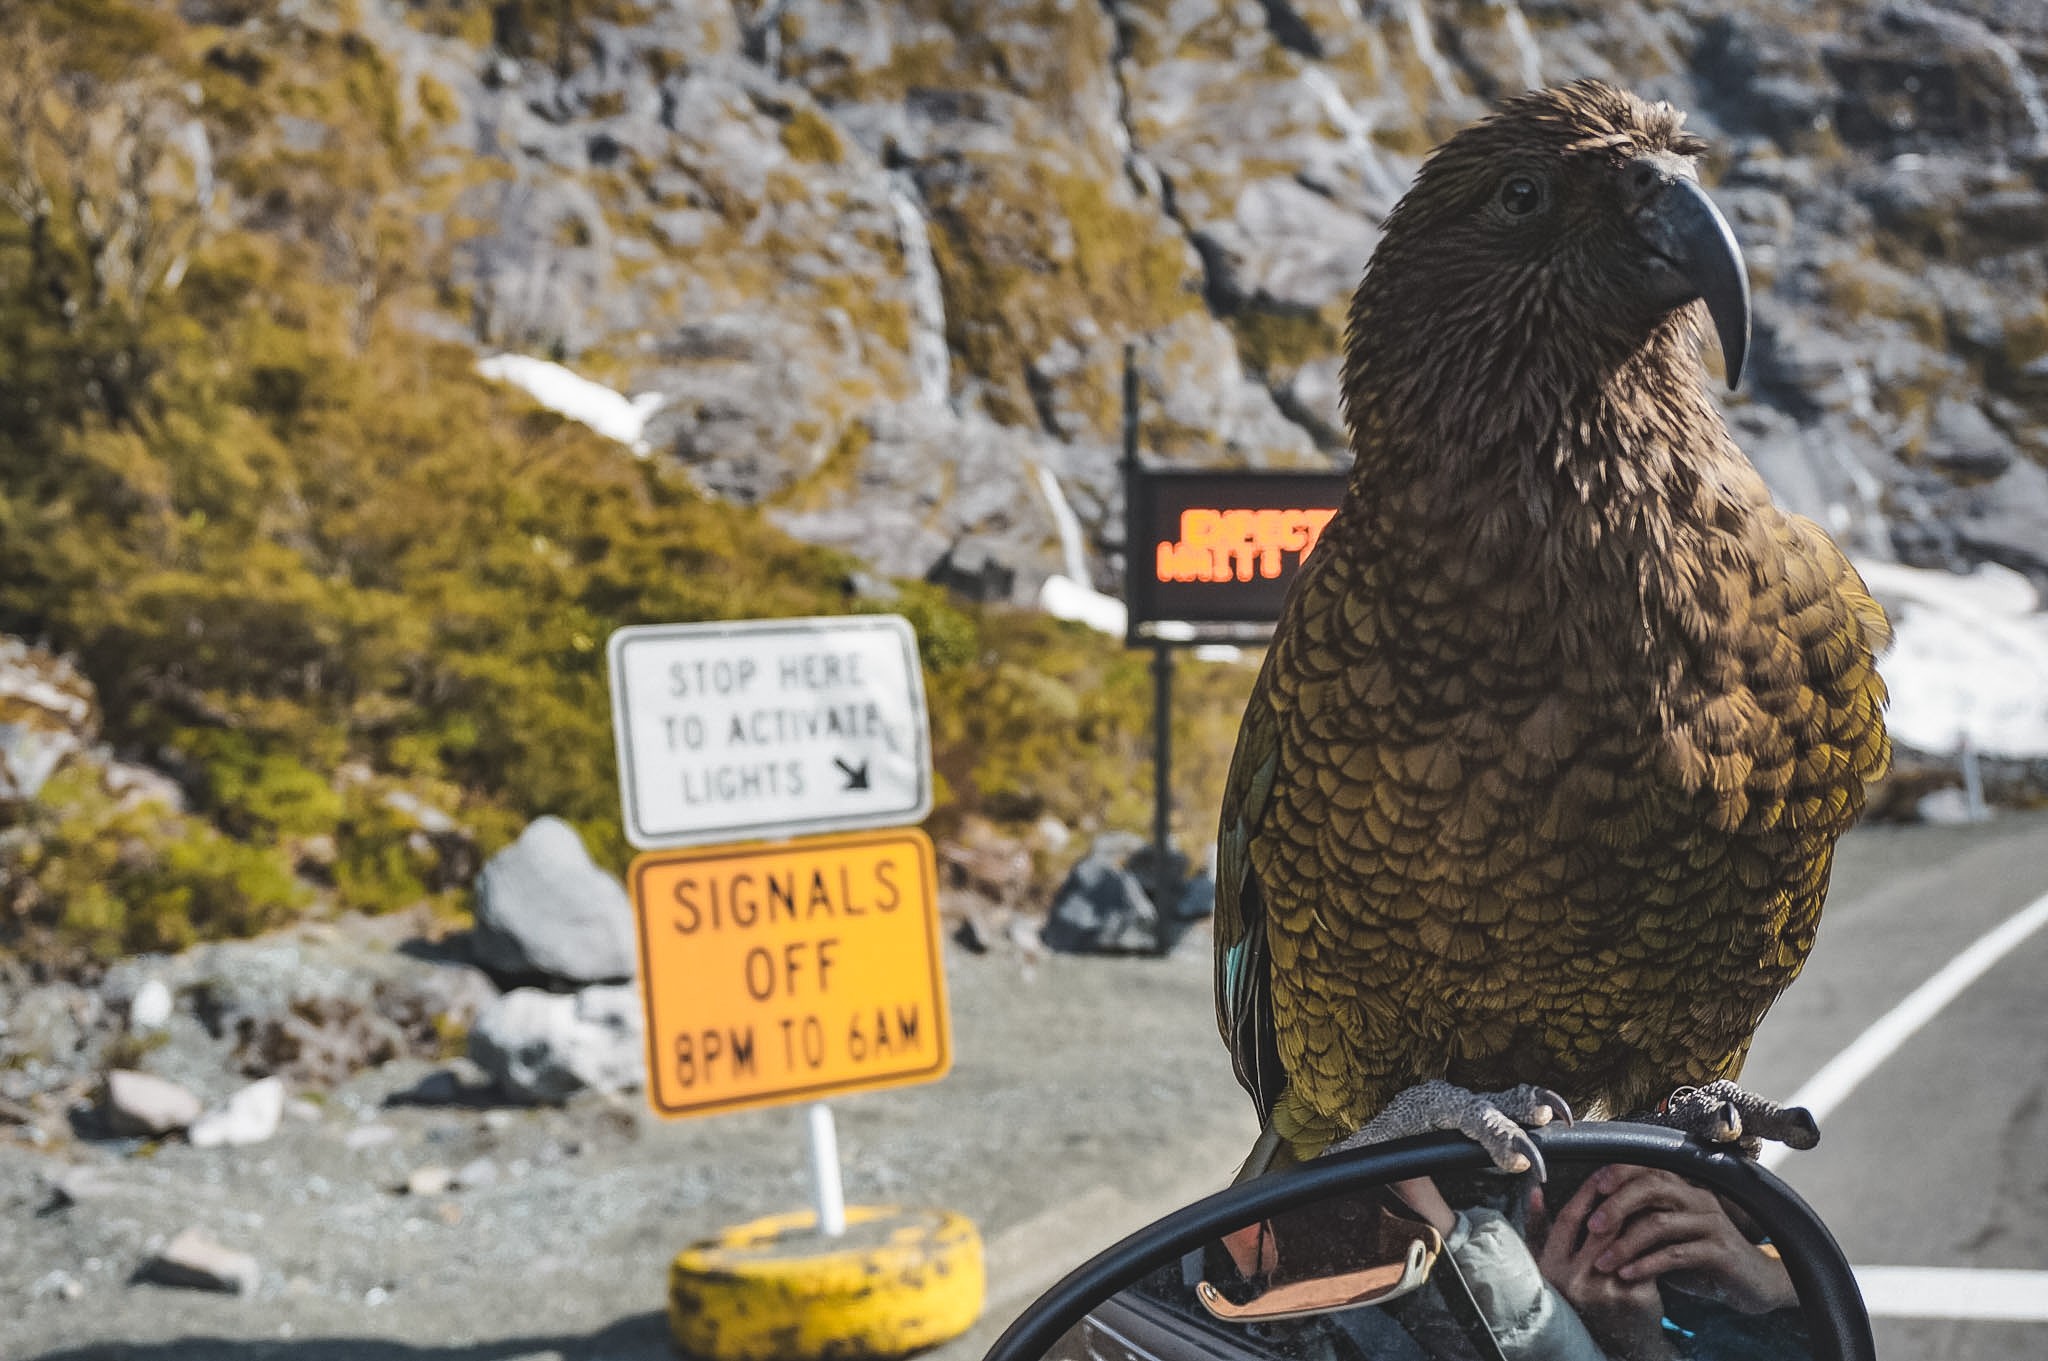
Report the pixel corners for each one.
[922,609,1258,856]
[923,154,1203,429]
[6,768,311,968]
[778,104,844,165]
[1227,307,1344,381]
[406,0,651,74]
[0,0,1255,971]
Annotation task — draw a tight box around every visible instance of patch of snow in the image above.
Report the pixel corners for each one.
[476,354,664,455]
[889,174,952,408]
[1031,465,1091,583]
[1854,559,2048,758]
[1915,786,1985,825]
[1040,575,1128,638]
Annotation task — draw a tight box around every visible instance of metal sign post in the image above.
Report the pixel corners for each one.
[807,1103,847,1237]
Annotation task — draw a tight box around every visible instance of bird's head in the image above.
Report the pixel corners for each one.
[1345,81,1750,447]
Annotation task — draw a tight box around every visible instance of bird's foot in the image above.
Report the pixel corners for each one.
[1326,1080,1573,1179]
[1645,1080,1819,1157]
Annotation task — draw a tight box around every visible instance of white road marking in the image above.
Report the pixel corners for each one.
[1762,888,2048,1171]
[1855,1266,2048,1321]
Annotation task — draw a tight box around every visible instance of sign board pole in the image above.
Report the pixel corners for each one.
[807,1102,847,1237]
[1121,343,1143,652]
[1123,346,1175,939]
[1149,643,1174,955]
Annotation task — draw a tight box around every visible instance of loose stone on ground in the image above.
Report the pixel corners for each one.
[102,1071,203,1138]
[140,1228,261,1295]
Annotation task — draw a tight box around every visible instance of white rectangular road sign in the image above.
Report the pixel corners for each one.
[607,616,933,849]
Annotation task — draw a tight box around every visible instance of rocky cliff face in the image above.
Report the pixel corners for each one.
[375,0,2048,601]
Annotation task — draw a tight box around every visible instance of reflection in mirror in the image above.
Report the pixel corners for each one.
[1039,1159,1813,1361]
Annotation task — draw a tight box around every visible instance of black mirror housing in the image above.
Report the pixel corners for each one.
[984,1124,1874,1361]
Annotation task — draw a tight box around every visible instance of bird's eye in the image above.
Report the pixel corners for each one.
[1498,175,1544,217]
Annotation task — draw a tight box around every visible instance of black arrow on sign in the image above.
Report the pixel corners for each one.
[834,757,871,791]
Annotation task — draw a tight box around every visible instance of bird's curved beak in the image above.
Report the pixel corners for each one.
[1634,175,1752,391]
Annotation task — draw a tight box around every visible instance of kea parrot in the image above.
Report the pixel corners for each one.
[1215,80,1891,1180]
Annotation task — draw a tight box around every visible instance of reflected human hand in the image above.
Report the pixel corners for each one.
[1581,1165,1799,1314]
[1392,1177,1456,1236]
[1533,1180,1679,1360]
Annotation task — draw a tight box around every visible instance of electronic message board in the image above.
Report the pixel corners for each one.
[1126,468,1350,634]
[629,828,950,1118]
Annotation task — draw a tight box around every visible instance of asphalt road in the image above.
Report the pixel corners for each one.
[1741,807,2048,1361]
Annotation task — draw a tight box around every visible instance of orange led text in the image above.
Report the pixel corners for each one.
[1155,507,1338,584]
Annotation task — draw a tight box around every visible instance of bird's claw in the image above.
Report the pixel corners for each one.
[1522,1086,1576,1129]
[1328,1080,1572,1179]
[1653,1081,1819,1155]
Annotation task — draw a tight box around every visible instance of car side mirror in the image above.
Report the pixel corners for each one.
[984,1124,1875,1361]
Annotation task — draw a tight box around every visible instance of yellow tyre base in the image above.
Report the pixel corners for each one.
[669,1205,984,1361]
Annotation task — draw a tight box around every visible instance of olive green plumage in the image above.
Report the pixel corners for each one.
[1214,81,1891,1168]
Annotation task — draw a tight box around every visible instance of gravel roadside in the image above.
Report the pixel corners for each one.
[1,937,1256,1361]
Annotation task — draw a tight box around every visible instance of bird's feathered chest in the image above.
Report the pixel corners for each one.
[1250,427,1882,977]
[1269,468,1755,844]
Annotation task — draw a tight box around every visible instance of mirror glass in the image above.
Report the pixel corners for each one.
[1036,1158,1815,1361]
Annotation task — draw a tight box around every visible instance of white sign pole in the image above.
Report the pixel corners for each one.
[807,1102,847,1238]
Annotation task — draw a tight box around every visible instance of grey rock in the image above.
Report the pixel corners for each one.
[3,983,98,1071]
[100,759,185,813]
[32,1269,84,1301]
[1192,177,1378,315]
[770,405,1067,600]
[1275,355,1347,451]
[102,1070,202,1137]
[405,1165,454,1196]
[0,637,96,802]
[127,980,174,1032]
[471,817,636,985]
[43,1166,119,1209]
[454,1155,501,1190]
[320,0,2048,750]
[467,985,644,1103]
[1176,870,1218,923]
[343,1122,399,1151]
[188,1076,286,1148]
[1924,398,2014,481]
[381,788,459,837]
[391,1068,466,1106]
[1041,833,1170,956]
[141,1227,260,1295]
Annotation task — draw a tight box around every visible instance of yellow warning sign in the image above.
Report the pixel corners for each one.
[629,828,951,1118]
